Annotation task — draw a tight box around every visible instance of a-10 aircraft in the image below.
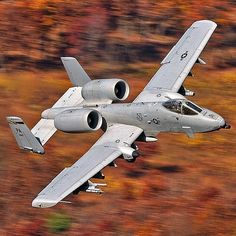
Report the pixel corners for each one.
[7,20,230,208]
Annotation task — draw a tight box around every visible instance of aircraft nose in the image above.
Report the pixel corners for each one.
[218,117,231,129]
[204,110,231,130]
[219,118,225,127]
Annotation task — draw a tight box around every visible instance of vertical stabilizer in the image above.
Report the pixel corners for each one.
[7,116,45,154]
[61,57,91,86]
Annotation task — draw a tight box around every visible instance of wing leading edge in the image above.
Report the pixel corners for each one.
[135,20,217,102]
[32,124,143,208]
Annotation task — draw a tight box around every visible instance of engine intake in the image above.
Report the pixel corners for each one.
[54,109,102,133]
[82,79,129,102]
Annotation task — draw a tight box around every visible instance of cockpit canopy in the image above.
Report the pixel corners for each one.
[162,99,203,115]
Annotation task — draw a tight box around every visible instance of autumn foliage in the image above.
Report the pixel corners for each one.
[0,0,236,235]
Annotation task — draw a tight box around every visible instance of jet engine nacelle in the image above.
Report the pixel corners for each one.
[82,79,129,102]
[54,109,102,133]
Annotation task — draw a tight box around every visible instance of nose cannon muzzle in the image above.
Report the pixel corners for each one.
[222,123,231,129]
[220,118,231,129]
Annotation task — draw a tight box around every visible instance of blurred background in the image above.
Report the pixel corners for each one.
[0,0,235,235]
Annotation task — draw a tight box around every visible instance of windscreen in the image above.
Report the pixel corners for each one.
[162,100,182,114]
[185,101,202,113]
[163,99,202,116]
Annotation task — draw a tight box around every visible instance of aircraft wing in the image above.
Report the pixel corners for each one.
[32,124,143,208]
[134,20,217,102]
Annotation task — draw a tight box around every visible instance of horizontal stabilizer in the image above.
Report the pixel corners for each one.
[61,57,91,87]
[31,119,56,146]
[7,116,45,154]
[31,87,84,146]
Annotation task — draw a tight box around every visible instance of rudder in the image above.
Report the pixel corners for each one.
[7,116,45,154]
[61,57,91,87]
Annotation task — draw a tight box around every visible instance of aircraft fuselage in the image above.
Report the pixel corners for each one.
[95,101,226,137]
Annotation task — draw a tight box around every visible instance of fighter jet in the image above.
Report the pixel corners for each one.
[7,20,230,208]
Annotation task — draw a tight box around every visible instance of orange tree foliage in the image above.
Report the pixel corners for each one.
[0,0,235,70]
[0,1,236,235]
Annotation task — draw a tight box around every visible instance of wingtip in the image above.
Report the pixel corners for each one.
[61,56,76,61]
[6,116,23,123]
[192,20,217,29]
[32,198,58,208]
